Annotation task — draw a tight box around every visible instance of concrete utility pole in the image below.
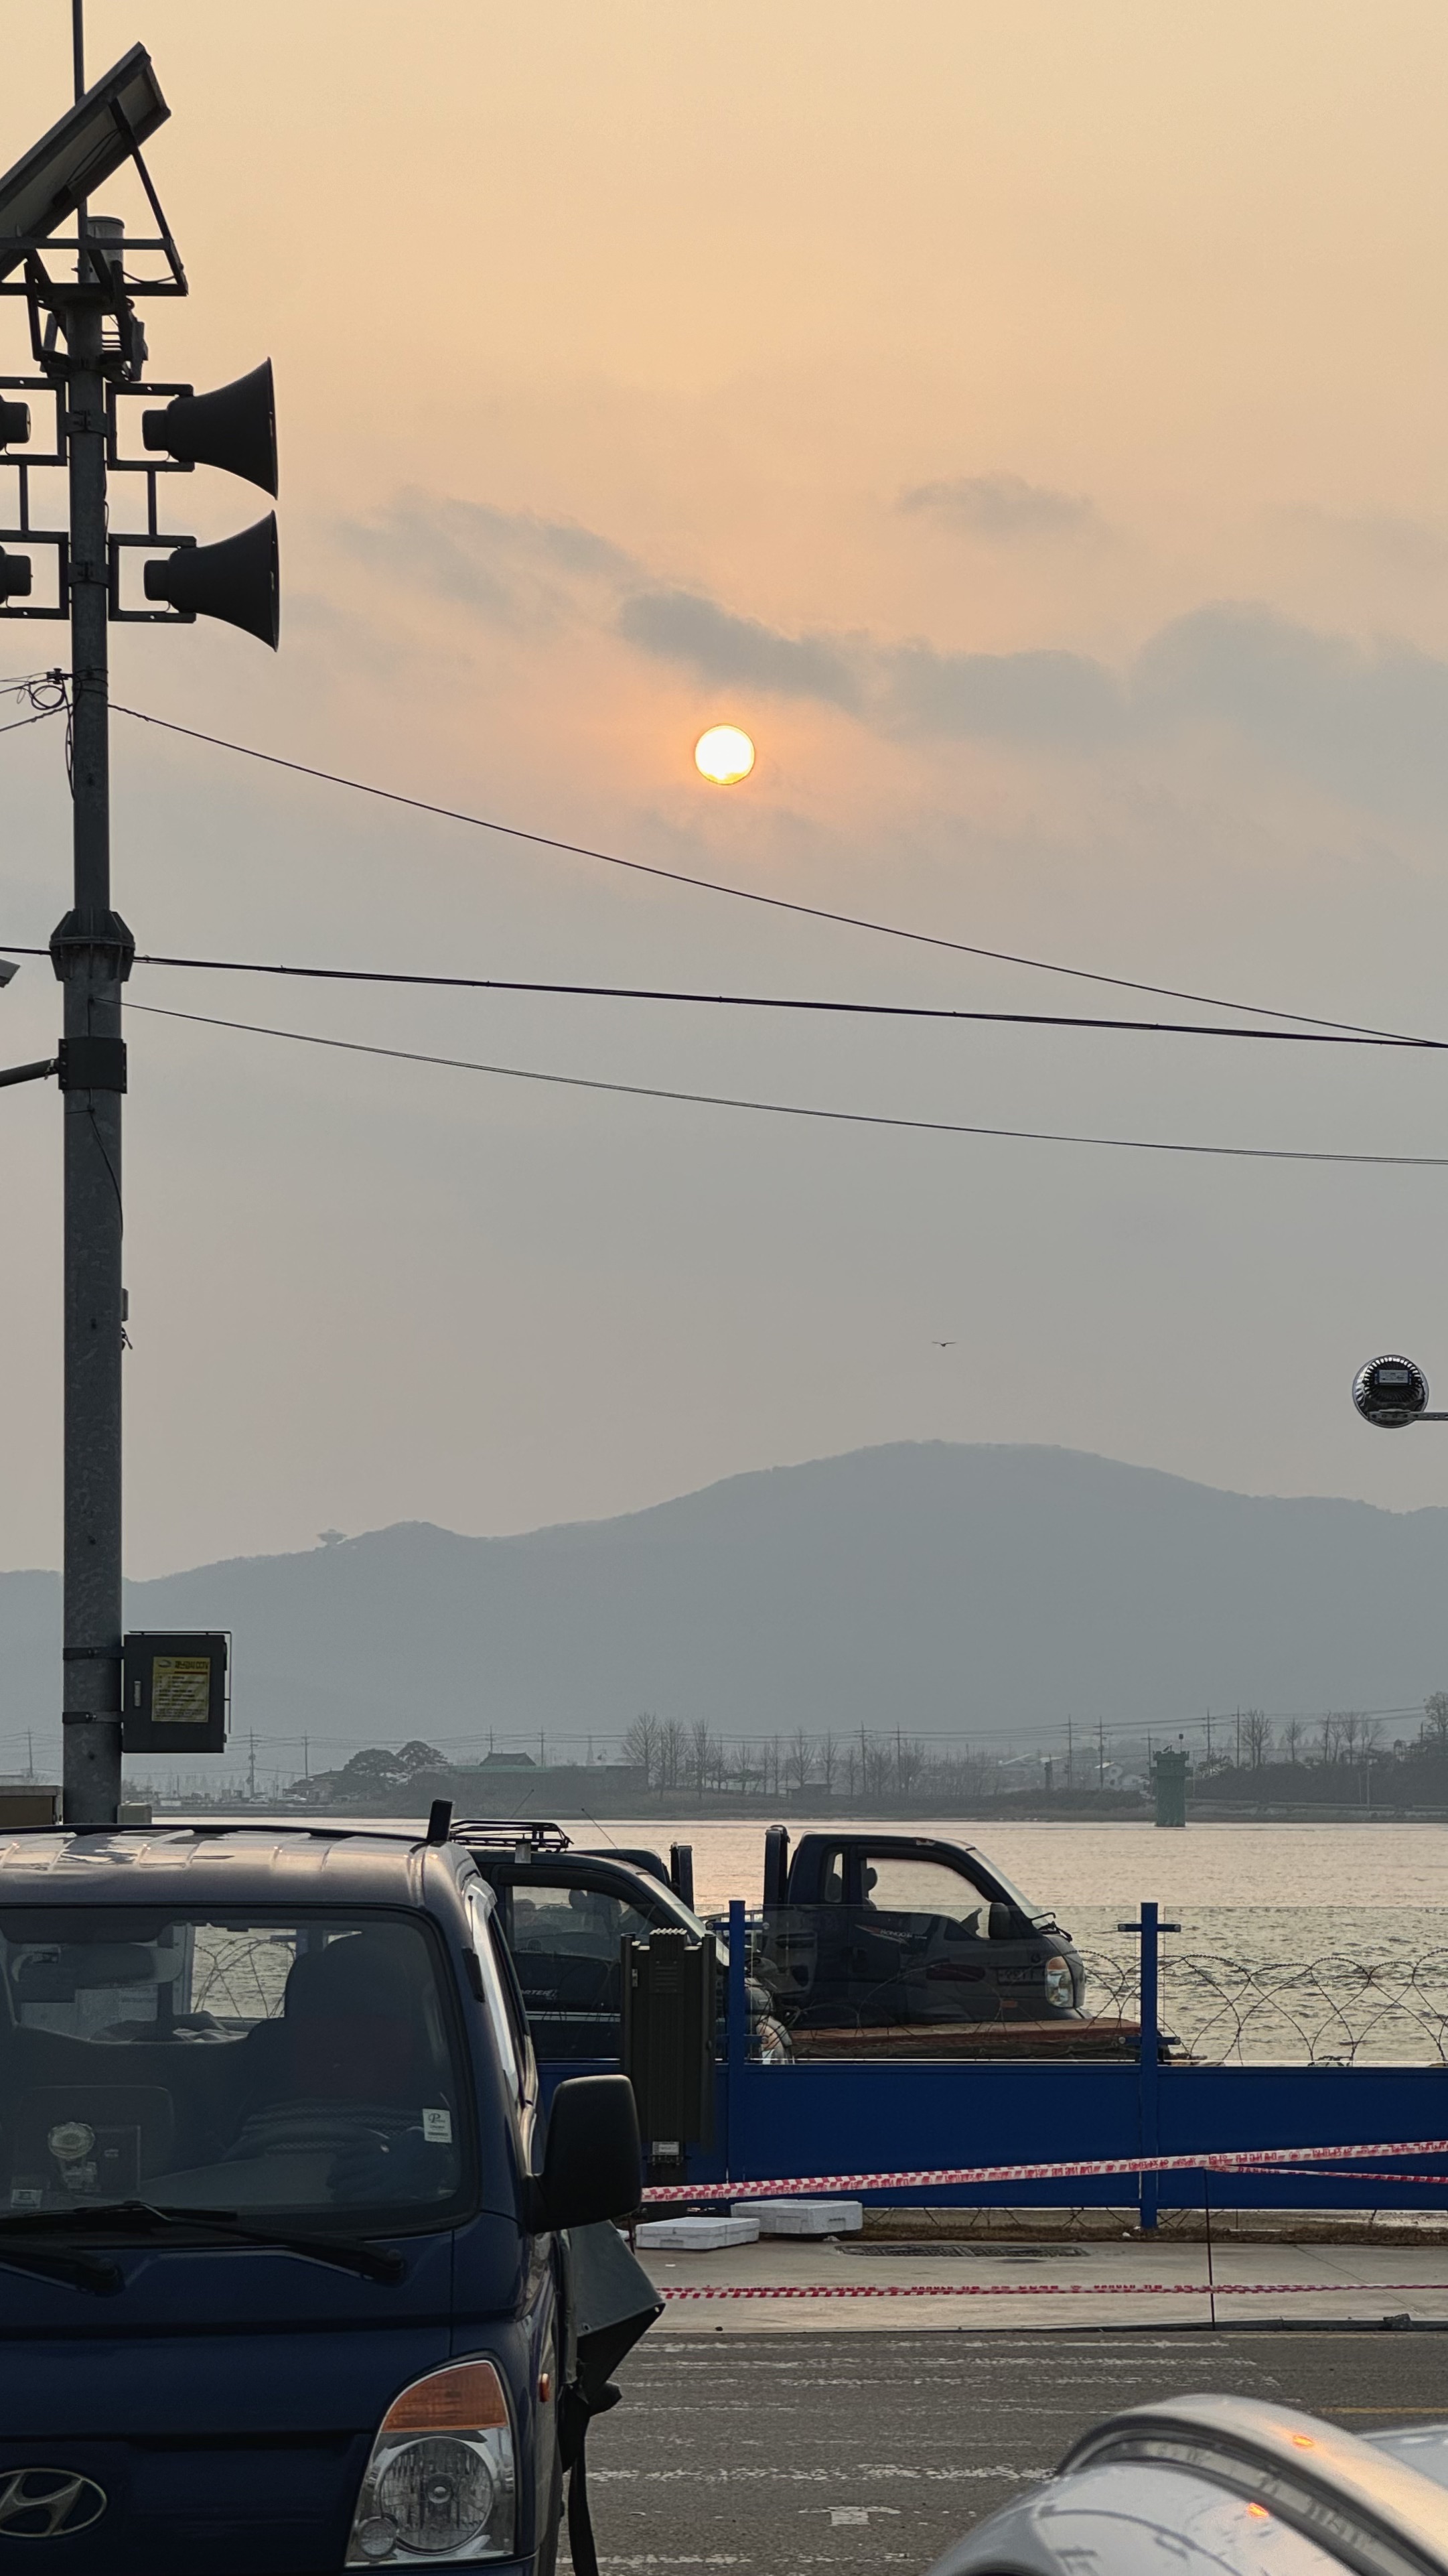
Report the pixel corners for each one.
[0,14,277,1822]
[56,8,130,1822]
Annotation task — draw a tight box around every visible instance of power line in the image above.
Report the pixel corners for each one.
[125,1000,1448,1166]
[106,699,1406,1042]
[0,942,1415,1046]
[0,705,62,740]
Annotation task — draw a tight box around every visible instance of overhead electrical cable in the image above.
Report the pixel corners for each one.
[0,945,1423,1046]
[106,700,1408,1042]
[0,705,62,740]
[125,1001,1448,1167]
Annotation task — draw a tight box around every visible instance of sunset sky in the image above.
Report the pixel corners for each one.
[7,2,1448,1574]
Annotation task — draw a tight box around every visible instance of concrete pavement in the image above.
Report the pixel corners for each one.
[574,2328,1448,2573]
[640,2225,1448,2332]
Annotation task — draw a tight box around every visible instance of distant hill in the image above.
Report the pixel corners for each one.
[1,1444,1445,1767]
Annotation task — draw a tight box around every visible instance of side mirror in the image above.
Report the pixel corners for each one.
[532,2075,641,2232]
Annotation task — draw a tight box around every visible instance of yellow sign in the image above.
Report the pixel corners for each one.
[151,1653,212,1726]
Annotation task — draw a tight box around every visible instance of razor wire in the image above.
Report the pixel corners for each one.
[1073,1942,1448,2067]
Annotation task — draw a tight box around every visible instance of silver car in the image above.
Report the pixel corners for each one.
[927,2392,1448,2575]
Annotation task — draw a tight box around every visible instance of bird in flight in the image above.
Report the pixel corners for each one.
[932,1339,956,1348]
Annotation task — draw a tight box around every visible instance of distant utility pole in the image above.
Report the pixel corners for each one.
[0,9,278,1825]
[1066,1716,1074,1789]
[1097,1719,1105,1789]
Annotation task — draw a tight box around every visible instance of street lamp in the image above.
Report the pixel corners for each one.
[1352,1355,1448,1428]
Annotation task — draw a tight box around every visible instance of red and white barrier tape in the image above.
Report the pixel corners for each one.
[643,2137,1448,2206]
[657,2277,1448,2303]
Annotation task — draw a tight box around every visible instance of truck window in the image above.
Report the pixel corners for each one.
[863,1858,983,1935]
[506,1878,656,2061]
[464,1885,529,2106]
[0,1907,477,2230]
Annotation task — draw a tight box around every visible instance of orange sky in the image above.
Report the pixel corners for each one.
[5,3,1448,1613]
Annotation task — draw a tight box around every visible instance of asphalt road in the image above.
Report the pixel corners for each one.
[571,2329,1448,2574]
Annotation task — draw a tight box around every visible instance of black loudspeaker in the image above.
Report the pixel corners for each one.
[143,513,279,649]
[141,358,276,496]
[0,401,29,449]
[0,549,31,600]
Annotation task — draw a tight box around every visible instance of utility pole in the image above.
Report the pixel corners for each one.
[1097,1718,1105,1789]
[1066,1716,1074,1790]
[56,2,129,1828]
[0,23,278,1825]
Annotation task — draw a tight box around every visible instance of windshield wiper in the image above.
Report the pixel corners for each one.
[0,2237,122,2297]
[0,2203,404,2285]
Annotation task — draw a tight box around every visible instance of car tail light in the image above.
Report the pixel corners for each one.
[345,2360,516,2565]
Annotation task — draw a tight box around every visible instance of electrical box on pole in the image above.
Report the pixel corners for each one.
[0,23,281,1825]
[121,1631,228,1755]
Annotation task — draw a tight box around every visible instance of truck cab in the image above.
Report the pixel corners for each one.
[758,1828,1086,2045]
[460,1825,788,2073]
[0,1820,654,2574]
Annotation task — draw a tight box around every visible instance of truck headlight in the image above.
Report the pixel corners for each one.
[1044,1956,1073,2010]
[346,2361,517,2565]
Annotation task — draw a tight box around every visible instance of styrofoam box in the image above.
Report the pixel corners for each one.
[746,2199,864,2236]
[636,2214,760,2251]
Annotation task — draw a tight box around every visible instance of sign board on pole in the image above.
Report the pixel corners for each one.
[121,1631,228,1754]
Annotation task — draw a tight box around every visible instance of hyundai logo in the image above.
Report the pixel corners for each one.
[0,2469,108,2539]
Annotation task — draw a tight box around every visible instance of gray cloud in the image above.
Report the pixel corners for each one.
[343,486,1448,819]
[1283,506,1448,573]
[341,492,641,628]
[1134,602,1448,818]
[899,472,1102,540]
[885,640,1122,743]
[616,588,863,707]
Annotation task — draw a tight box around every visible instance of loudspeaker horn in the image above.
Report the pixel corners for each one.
[144,513,279,649]
[141,358,277,496]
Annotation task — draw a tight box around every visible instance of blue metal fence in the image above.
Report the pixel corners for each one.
[691,1899,1448,2226]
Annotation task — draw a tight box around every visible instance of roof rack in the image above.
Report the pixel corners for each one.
[448,1818,573,1854]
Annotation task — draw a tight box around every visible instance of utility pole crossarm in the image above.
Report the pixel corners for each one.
[0,1055,58,1087]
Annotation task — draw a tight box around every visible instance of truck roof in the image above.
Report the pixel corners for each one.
[0,1820,462,1911]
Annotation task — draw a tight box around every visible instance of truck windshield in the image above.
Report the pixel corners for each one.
[0,1909,471,2230]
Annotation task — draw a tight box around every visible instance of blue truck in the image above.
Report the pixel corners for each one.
[0,1812,657,2574]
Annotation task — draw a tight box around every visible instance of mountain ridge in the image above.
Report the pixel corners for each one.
[1,1442,1442,1763]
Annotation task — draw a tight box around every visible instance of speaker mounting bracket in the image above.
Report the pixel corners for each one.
[108,527,194,623]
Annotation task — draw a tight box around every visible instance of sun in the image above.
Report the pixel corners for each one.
[694,724,755,785]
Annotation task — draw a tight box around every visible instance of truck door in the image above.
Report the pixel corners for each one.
[841,1850,997,2025]
[499,1877,658,2065]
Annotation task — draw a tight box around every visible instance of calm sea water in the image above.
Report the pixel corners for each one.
[587,1816,1448,2061]
[590,1816,1448,1917]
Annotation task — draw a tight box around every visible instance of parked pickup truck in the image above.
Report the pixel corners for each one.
[463,1824,788,2070]
[0,1814,657,2575]
[753,1827,1103,2053]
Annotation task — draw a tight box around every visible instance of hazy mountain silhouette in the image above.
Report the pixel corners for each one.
[1,1444,1444,1764]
